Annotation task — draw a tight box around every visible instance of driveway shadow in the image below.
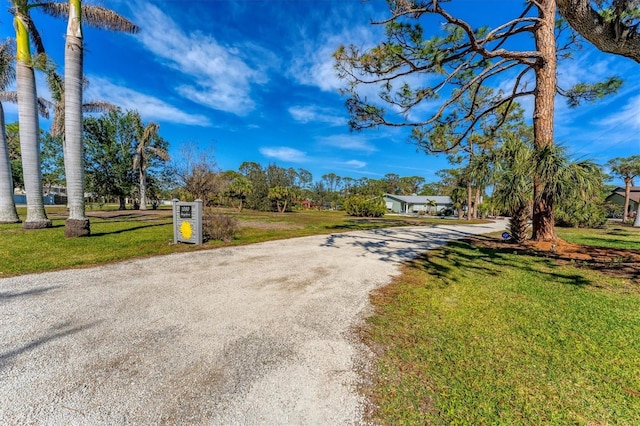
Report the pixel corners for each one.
[0,320,102,371]
[321,226,482,263]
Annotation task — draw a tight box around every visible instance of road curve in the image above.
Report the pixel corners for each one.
[0,221,505,425]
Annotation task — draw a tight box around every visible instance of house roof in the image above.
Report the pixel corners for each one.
[607,187,640,203]
[606,191,640,203]
[384,194,452,204]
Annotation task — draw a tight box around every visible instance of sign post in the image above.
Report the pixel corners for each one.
[172,199,203,244]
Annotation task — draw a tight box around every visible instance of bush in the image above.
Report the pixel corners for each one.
[344,196,386,217]
[555,200,607,228]
[203,210,239,242]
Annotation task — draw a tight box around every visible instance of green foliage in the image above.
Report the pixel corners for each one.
[564,76,623,107]
[225,176,253,211]
[202,210,239,242]
[604,201,624,218]
[268,185,298,213]
[555,199,608,228]
[366,240,640,424]
[344,195,386,217]
[40,132,65,191]
[83,110,138,208]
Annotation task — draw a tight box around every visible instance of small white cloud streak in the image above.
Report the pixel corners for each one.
[288,105,346,126]
[344,160,366,168]
[131,2,272,115]
[595,94,640,131]
[317,134,378,153]
[259,146,309,163]
[85,76,211,126]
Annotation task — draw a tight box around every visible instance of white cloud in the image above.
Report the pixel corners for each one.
[344,160,366,169]
[85,76,211,126]
[287,11,382,93]
[259,146,309,163]
[288,105,346,126]
[130,2,272,115]
[595,94,640,131]
[317,134,378,153]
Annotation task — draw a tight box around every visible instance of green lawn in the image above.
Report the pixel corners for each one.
[0,206,485,276]
[558,224,640,250]
[365,239,640,425]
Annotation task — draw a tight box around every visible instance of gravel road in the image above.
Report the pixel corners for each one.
[1,221,505,425]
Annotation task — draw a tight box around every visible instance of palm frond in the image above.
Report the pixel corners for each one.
[37,96,52,119]
[82,101,116,114]
[83,5,140,33]
[0,91,18,104]
[0,40,16,90]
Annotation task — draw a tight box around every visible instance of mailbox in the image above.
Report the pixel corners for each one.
[172,199,203,244]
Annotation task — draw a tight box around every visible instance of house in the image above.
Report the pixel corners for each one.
[384,193,453,215]
[605,186,640,217]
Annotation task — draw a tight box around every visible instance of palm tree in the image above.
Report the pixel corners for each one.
[494,136,605,243]
[0,41,20,223]
[132,116,169,210]
[425,198,437,215]
[9,0,52,229]
[226,176,253,212]
[40,1,139,236]
[606,156,640,222]
[493,137,533,243]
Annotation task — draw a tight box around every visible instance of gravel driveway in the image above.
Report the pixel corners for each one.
[1,221,505,425]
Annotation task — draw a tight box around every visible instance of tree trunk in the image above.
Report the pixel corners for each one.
[623,178,631,221]
[531,0,557,242]
[474,187,481,219]
[466,181,472,220]
[118,195,126,210]
[633,202,640,228]
[0,103,20,223]
[16,60,51,229]
[64,0,90,237]
[139,168,147,210]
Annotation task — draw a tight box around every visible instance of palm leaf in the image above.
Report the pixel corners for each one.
[40,3,140,33]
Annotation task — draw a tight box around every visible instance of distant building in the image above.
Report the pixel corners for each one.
[605,186,640,216]
[384,193,453,215]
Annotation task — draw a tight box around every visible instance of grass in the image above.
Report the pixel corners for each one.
[365,239,640,425]
[0,206,486,276]
[557,223,640,250]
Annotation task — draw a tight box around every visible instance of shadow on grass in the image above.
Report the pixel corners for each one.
[90,222,170,237]
[408,239,594,288]
[322,226,595,287]
[569,236,639,248]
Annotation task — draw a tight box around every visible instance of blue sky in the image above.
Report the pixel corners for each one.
[1,0,638,187]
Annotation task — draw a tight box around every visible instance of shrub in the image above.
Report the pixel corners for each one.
[555,200,607,228]
[344,196,386,217]
[203,210,239,242]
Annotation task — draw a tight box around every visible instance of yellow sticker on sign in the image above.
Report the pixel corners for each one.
[180,221,193,240]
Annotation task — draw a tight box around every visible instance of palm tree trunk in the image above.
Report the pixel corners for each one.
[64,0,90,237]
[0,103,20,223]
[623,178,631,221]
[139,168,147,210]
[16,60,51,229]
[633,202,640,227]
[466,181,472,220]
[531,0,557,241]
